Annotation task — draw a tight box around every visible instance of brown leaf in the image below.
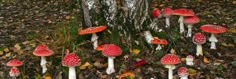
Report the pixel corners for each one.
[118,71,135,79]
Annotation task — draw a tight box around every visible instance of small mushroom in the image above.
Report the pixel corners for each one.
[151,8,161,31]
[151,37,168,50]
[184,16,200,37]
[200,24,226,49]
[178,67,189,79]
[173,9,195,33]
[62,49,81,79]
[33,44,54,74]
[186,55,194,66]
[101,44,122,74]
[79,26,107,49]
[7,59,23,79]
[9,67,20,79]
[192,33,206,56]
[161,54,181,79]
[162,8,173,28]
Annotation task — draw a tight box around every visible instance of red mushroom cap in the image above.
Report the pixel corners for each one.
[62,49,81,67]
[9,67,20,77]
[152,8,161,18]
[184,16,200,24]
[200,24,227,34]
[96,45,104,51]
[6,59,23,67]
[162,8,173,17]
[173,9,195,16]
[186,55,193,59]
[161,54,180,65]
[33,44,54,57]
[151,38,168,45]
[102,44,122,57]
[78,26,107,35]
[192,33,206,44]
[178,67,188,77]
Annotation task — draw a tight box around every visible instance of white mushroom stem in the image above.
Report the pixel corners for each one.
[106,57,115,74]
[178,16,185,33]
[186,25,193,37]
[209,34,218,49]
[69,67,76,79]
[165,17,170,28]
[186,58,194,66]
[144,31,154,44]
[196,44,203,56]
[165,65,176,79]
[40,56,47,74]
[91,33,99,49]
[180,76,188,79]
[156,44,162,50]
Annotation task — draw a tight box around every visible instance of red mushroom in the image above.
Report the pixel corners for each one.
[151,37,168,50]
[161,54,181,79]
[9,67,20,78]
[152,8,161,18]
[7,59,22,79]
[200,24,226,49]
[7,59,23,67]
[33,44,54,74]
[192,33,206,56]
[78,26,107,49]
[173,9,195,33]
[150,8,161,31]
[62,49,81,79]
[101,44,122,74]
[162,8,173,28]
[186,55,194,66]
[184,16,200,37]
[178,67,189,79]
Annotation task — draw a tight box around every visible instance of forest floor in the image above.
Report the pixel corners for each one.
[0,0,236,79]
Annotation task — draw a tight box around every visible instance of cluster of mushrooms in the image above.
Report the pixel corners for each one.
[6,7,227,79]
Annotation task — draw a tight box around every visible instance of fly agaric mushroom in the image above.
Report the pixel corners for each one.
[161,54,181,79]
[162,8,173,28]
[173,9,195,33]
[192,33,206,56]
[7,59,23,67]
[62,49,81,79]
[151,37,168,50]
[178,67,189,79]
[184,16,200,37]
[150,8,161,31]
[7,59,23,79]
[9,67,20,78]
[102,44,122,74]
[33,44,53,74]
[79,26,107,49]
[200,24,227,49]
[186,55,194,66]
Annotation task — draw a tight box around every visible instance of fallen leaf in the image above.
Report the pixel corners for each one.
[170,48,176,54]
[80,62,92,70]
[134,60,147,67]
[4,48,9,52]
[94,61,107,68]
[203,56,210,63]
[130,49,141,55]
[0,51,3,55]
[44,75,52,79]
[14,43,21,50]
[118,71,135,79]
[188,68,197,77]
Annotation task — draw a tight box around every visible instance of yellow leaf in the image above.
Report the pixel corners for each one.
[0,51,3,55]
[130,49,140,55]
[4,48,9,52]
[44,75,52,79]
[80,62,92,70]
[203,56,210,63]
[14,43,21,50]
[228,27,236,33]
[188,68,197,77]
[118,71,135,79]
